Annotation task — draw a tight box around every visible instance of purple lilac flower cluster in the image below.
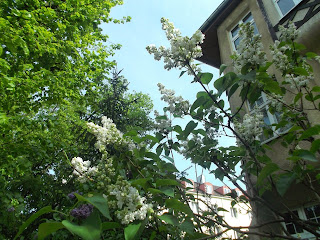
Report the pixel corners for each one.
[70,204,93,219]
[7,207,15,212]
[67,190,83,199]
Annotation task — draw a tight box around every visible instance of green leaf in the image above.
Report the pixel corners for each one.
[131,178,151,189]
[294,150,318,162]
[217,207,228,212]
[190,96,206,113]
[298,125,320,141]
[196,91,207,98]
[156,145,163,156]
[311,86,320,92]
[143,134,159,143]
[156,179,179,187]
[124,222,143,240]
[158,213,179,226]
[183,121,198,139]
[101,222,121,231]
[294,92,303,104]
[311,139,320,154]
[162,155,174,163]
[165,199,193,215]
[219,64,227,75]
[147,188,163,195]
[14,206,53,240]
[200,72,213,84]
[21,11,32,19]
[179,220,195,234]
[257,163,279,186]
[263,79,282,95]
[276,173,296,196]
[160,187,175,197]
[227,83,239,99]
[62,217,100,240]
[179,71,186,78]
[74,194,111,220]
[155,115,167,120]
[145,151,160,161]
[306,52,318,59]
[38,222,65,240]
[124,130,138,137]
[293,67,308,76]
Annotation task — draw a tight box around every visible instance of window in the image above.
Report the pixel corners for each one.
[275,0,302,16]
[231,208,238,218]
[224,188,231,194]
[230,12,258,51]
[283,205,320,238]
[248,93,290,143]
[304,205,320,223]
[206,185,213,194]
[284,211,304,235]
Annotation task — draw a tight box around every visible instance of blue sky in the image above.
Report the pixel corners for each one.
[102,0,238,186]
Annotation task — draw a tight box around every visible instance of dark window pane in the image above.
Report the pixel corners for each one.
[243,12,253,23]
[286,223,296,234]
[277,0,295,15]
[256,96,264,106]
[234,37,241,49]
[231,25,239,38]
[284,211,304,234]
[262,109,271,126]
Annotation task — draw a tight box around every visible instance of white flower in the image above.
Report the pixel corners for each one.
[62,179,67,184]
[146,17,205,75]
[232,23,267,74]
[235,111,264,142]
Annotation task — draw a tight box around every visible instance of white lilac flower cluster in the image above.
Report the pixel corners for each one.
[271,22,314,89]
[268,93,284,112]
[270,23,298,72]
[154,110,171,131]
[285,73,313,89]
[146,17,205,75]
[158,83,190,117]
[71,117,152,225]
[269,40,290,72]
[234,111,264,143]
[106,178,152,225]
[87,117,126,152]
[232,23,267,73]
[278,22,298,42]
[71,157,98,183]
[179,133,203,158]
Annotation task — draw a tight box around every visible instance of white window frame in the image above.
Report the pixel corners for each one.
[274,0,303,17]
[230,12,258,52]
[206,185,213,194]
[230,207,238,218]
[282,204,320,239]
[247,92,290,144]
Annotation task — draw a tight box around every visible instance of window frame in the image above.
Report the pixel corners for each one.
[229,12,258,52]
[282,204,320,238]
[274,0,303,17]
[247,92,290,144]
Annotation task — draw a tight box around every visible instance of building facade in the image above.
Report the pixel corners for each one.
[198,0,320,238]
[181,177,252,239]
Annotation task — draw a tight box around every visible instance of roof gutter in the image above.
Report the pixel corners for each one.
[199,0,233,33]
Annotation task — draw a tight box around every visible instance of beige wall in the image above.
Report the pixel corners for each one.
[214,0,320,236]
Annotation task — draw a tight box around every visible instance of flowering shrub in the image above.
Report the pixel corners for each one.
[14,17,320,240]
[146,17,320,239]
[146,17,204,75]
